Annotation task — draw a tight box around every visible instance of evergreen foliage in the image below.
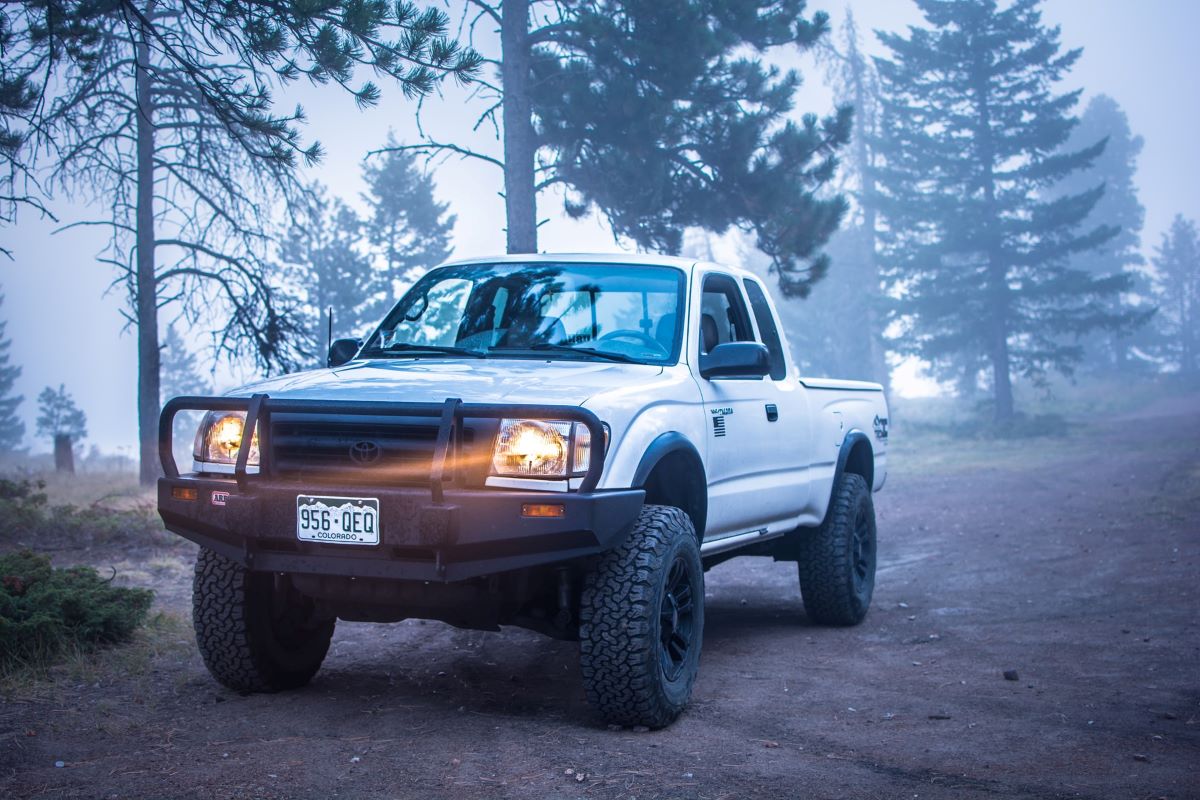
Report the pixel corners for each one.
[35,384,86,443]
[0,293,24,450]
[159,323,208,402]
[278,183,377,353]
[0,549,153,670]
[874,0,1136,423]
[362,135,455,284]
[1151,216,1200,378]
[281,141,455,356]
[398,0,850,298]
[3,1,478,484]
[1053,94,1152,371]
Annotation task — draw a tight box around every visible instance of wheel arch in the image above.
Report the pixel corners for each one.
[821,431,874,525]
[632,432,707,538]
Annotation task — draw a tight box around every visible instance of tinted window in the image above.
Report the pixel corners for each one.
[699,274,755,355]
[364,263,686,365]
[743,279,787,380]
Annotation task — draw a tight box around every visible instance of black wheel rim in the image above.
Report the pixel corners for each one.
[659,556,696,682]
[851,505,874,590]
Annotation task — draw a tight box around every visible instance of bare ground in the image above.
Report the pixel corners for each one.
[2,398,1198,800]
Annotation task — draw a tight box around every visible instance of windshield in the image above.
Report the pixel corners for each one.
[361,263,686,365]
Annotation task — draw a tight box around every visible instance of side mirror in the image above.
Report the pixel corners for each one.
[327,338,361,368]
[699,342,770,380]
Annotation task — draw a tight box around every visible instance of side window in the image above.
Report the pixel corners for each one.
[743,279,787,380]
[699,274,754,355]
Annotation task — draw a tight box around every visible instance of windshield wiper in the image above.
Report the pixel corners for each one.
[490,343,642,364]
[370,342,487,359]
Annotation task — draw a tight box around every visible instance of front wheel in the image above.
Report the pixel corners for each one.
[579,505,704,729]
[193,547,335,692]
[797,473,877,626]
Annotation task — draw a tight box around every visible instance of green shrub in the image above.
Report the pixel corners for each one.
[0,477,165,547]
[0,549,154,669]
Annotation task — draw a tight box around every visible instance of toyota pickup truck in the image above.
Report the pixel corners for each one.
[158,253,889,729]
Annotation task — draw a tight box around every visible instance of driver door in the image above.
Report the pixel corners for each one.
[694,273,777,540]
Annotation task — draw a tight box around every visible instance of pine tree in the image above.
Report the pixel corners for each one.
[0,293,25,450]
[8,1,478,485]
[362,134,455,295]
[36,384,86,473]
[1053,94,1151,371]
[875,0,1135,424]
[392,0,850,297]
[1151,216,1200,379]
[159,323,207,402]
[277,183,378,355]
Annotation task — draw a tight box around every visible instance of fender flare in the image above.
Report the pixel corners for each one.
[631,432,705,488]
[820,431,874,526]
[631,432,708,536]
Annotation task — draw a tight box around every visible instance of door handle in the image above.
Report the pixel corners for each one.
[765,403,779,422]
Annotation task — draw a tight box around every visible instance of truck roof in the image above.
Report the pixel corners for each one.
[439,252,759,282]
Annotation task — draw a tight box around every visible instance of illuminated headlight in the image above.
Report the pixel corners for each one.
[193,411,259,466]
[492,419,605,478]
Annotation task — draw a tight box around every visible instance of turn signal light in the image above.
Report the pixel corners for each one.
[521,503,565,519]
[171,486,199,501]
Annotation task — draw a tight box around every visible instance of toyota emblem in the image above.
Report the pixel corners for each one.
[349,440,382,465]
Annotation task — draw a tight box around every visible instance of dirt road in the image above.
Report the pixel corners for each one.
[2,402,1198,799]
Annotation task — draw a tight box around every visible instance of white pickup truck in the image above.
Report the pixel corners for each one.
[158,253,889,729]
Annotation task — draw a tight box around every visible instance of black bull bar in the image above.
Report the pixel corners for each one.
[156,395,644,582]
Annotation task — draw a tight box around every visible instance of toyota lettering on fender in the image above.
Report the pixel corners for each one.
[158,253,889,729]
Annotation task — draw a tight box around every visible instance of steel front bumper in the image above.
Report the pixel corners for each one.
[158,479,645,583]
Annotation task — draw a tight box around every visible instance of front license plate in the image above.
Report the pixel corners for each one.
[296,495,380,546]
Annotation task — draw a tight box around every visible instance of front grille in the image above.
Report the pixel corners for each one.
[268,415,478,484]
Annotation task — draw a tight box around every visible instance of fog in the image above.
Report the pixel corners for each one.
[2,0,1198,455]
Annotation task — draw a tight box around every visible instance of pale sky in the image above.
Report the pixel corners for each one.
[3,0,1198,454]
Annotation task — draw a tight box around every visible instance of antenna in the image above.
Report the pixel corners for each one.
[327,306,333,355]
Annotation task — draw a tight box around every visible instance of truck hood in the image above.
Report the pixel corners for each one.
[229,357,665,408]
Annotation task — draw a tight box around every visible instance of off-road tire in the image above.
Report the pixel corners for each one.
[193,547,335,692]
[579,505,704,729]
[797,473,876,626]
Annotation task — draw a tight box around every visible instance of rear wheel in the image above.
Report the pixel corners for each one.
[579,505,704,729]
[193,547,335,692]
[797,473,876,626]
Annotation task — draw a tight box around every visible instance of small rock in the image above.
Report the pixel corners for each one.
[928,714,952,721]
[911,661,922,666]
[575,773,586,782]
[1132,754,1149,762]
[606,724,622,731]
[739,598,747,606]
[1003,670,1019,681]
[682,772,694,779]
[1160,712,1178,720]
[763,740,780,748]
[906,615,916,621]
[451,758,461,766]
[631,725,650,733]
[350,756,361,764]
[54,761,65,769]
[898,602,910,609]
[565,768,574,775]
[928,634,940,640]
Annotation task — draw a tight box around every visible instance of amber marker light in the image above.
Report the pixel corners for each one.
[521,503,566,518]
[172,486,199,501]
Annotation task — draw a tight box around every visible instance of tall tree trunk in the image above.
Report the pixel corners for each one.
[501,0,537,254]
[53,434,74,474]
[972,55,1014,425]
[990,325,1014,423]
[848,40,890,397]
[135,24,161,486]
